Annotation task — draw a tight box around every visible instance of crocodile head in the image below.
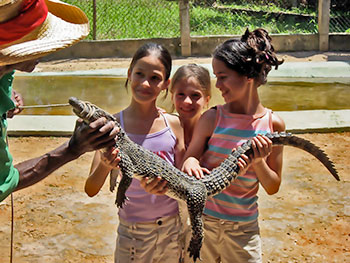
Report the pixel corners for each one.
[68,97,125,141]
[69,97,116,123]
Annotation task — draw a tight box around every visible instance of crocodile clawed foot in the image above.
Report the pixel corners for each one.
[188,239,202,262]
[115,196,129,208]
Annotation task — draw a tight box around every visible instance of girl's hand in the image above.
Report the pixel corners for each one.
[182,157,210,179]
[237,154,251,174]
[100,147,120,169]
[140,176,168,195]
[250,135,273,164]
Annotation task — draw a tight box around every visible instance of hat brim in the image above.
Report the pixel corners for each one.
[0,0,89,66]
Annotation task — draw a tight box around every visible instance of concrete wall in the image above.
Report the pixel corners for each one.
[329,33,350,51]
[43,33,349,61]
[190,34,320,56]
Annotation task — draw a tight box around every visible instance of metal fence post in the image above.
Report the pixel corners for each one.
[179,0,191,56]
[318,0,330,51]
[93,0,97,40]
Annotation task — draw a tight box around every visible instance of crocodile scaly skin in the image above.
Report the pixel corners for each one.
[69,97,339,262]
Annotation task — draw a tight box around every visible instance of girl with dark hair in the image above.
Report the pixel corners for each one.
[85,42,185,263]
[182,28,286,263]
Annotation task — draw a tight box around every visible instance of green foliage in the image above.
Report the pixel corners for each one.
[189,2,318,35]
[215,1,316,15]
[63,0,346,39]
[64,0,180,40]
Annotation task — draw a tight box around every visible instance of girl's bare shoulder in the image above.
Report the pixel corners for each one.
[164,112,181,127]
[201,107,217,123]
[271,111,286,132]
[163,113,185,148]
[194,107,217,137]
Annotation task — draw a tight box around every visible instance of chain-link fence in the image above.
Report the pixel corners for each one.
[190,0,319,35]
[65,0,180,40]
[64,0,349,40]
[330,0,350,33]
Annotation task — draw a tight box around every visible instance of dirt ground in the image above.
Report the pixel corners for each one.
[1,53,350,262]
[0,133,349,263]
[34,51,350,72]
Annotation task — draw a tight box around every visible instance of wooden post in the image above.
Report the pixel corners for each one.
[179,0,191,57]
[318,0,330,51]
[290,0,298,8]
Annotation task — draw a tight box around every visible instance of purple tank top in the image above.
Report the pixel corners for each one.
[118,111,179,222]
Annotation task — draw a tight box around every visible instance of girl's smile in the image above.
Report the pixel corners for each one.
[212,58,250,104]
[173,77,209,119]
[128,55,169,103]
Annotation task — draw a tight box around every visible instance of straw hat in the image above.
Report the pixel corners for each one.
[0,0,89,66]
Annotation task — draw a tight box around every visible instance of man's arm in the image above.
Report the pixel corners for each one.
[14,117,119,191]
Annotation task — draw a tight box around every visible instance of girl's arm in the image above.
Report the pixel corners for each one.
[167,113,186,169]
[251,112,285,195]
[85,148,120,197]
[181,108,217,179]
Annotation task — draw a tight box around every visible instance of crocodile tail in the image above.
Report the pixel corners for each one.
[265,132,339,181]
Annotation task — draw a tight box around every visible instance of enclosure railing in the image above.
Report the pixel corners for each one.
[64,0,349,55]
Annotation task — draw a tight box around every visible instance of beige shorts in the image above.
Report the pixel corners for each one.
[115,214,182,263]
[200,214,262,263]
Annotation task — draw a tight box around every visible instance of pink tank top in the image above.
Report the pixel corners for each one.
[118,111,179,222]
[201,105,273,222]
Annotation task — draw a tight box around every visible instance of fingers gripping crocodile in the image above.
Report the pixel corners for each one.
[69,97,339,262]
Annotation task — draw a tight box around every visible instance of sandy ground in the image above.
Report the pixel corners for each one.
[1,53,350,262]
[34,51,350,72]
[0,133,349,263]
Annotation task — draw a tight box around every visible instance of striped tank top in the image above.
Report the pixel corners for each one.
[201,105,273,222]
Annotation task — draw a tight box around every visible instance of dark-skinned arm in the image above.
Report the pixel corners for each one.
[14,117,119,191]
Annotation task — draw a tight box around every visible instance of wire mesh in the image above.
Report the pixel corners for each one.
[329,0,350,33]
[63,0,349,40]
[189,0,319,36]
[64,0,180,40]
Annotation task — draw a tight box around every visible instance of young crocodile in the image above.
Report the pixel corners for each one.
[69,97,339,262]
